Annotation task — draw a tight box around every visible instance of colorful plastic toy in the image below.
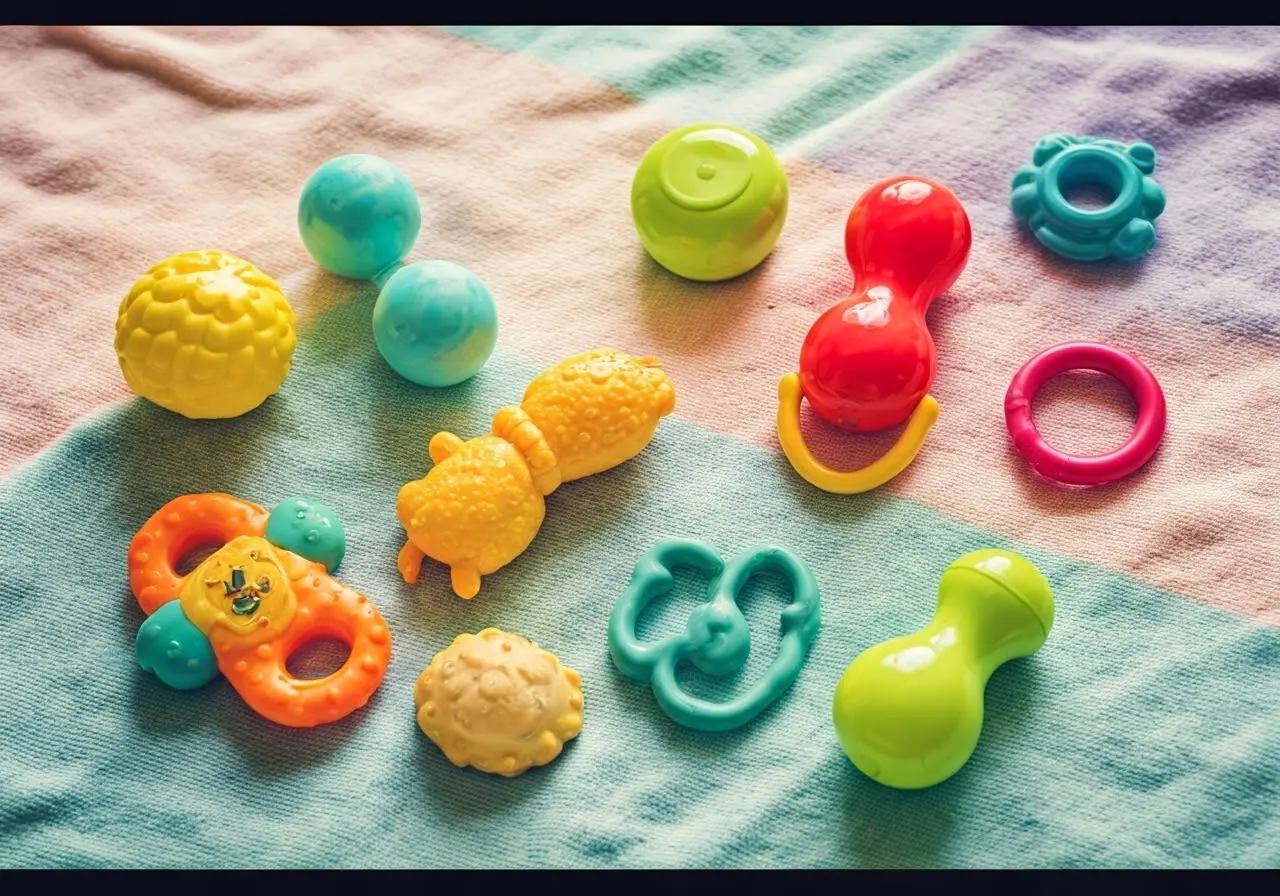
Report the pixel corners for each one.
[631,123,789,281]
[396,348,675,599]
[414,628,583,777]
[298,153,421,281]
[265,497,347,572]
[129,493,391,728]
[114,250,298,419]
[608,539,822,732]
[1005,342,1167,487]
[832,549,1054,790]
[371,259,498,388]
[1011,133,1165,262]
[298,154,497,387]
[777,176,971,493]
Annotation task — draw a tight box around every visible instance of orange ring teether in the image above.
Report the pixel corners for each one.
[130,493,269,616]
[129,493,391,728]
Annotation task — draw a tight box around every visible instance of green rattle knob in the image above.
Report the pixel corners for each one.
[630,123,789,282]
[832,549,1054,790]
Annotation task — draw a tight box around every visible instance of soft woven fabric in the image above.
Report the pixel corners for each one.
[0,25,1277,869]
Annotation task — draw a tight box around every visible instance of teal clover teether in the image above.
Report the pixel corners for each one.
[608,539,822,732]
[1010,133,1165,262]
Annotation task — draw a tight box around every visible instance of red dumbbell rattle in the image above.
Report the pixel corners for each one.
[777,176,972,493]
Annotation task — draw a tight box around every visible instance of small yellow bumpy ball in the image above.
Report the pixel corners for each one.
[114,250,298,419]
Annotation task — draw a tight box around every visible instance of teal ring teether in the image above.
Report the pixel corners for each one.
[608,539,822,732]
[1010,133,1166,262]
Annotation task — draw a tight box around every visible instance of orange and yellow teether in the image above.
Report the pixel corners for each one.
[129,493,391,728]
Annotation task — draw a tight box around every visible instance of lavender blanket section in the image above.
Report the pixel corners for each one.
[796,26,1280,341]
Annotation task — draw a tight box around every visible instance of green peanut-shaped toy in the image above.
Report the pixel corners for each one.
[832,549,1054,790]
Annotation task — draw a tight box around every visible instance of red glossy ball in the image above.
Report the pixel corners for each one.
[799,176,971,432]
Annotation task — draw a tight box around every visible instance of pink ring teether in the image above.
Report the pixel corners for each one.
[1004,342,1166,487]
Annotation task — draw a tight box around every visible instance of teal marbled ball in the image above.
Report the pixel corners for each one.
[371,259,498,388]
[298,154,422,280]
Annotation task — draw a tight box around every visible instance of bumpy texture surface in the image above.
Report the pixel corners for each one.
[414,628,584,777]
[522,349,676,482]
[114,250,297,419]
[265,497,347,573]
[396,433,546,598]
[2,25,1280,871]
[396,351,674,599]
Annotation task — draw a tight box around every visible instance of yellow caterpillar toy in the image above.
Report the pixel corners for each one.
[396,349,676,599]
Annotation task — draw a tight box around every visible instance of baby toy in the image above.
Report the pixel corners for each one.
[1005,342,1167,488]
[631,123,789,281]
[832,549,1053,790]
[129,493,391,728]
[298,154,498,387]
[777,176,971,494]
[608,539,822,733]
[396,348,675,599]
[114,250,297,419]
[265,497,347,572]
[414,628,583,777]
[1011,133,1165,262]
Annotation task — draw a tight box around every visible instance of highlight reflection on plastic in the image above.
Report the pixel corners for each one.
[777,175,972,494]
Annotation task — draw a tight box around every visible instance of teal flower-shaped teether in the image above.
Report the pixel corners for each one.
[1010,133,1166,262]
[608,539,822,732]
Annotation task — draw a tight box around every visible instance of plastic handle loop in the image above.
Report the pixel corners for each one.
[775,373,939,495]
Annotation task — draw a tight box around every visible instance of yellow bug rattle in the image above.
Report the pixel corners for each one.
[395,348,676,599]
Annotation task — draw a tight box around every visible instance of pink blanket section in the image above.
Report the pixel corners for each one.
[1,26,1275,627]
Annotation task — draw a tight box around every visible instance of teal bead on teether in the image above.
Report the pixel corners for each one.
[266,497,347,573]
[1010,133,1165,262]
[608,539,822,732]
[298,154,422,281]
[135,600,218,691]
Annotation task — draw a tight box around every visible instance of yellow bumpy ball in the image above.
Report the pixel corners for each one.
[114,250,298,419]
[414,628,583,778]
[396,349,676,599]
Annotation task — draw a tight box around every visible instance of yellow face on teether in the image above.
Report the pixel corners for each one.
[179,535,296,646]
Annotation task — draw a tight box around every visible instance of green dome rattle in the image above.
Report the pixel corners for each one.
[630,123,789,281]
[832,549,1055,790]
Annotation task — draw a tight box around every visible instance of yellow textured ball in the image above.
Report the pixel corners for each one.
[114,250,298,419]
[413,628,584,778]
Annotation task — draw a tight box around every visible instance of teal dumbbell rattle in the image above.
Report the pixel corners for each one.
[832,549,1054,789]
[298,154,498,387]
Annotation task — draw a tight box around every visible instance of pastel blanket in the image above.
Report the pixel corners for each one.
[0,25,1277,869]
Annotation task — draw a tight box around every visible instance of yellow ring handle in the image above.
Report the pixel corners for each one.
[776,373,939,495]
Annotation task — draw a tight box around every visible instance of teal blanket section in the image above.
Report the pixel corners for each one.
[445,26,991,149]
[0,295,1277,869]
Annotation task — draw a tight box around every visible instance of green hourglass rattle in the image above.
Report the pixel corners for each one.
[832,549,1055,790]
